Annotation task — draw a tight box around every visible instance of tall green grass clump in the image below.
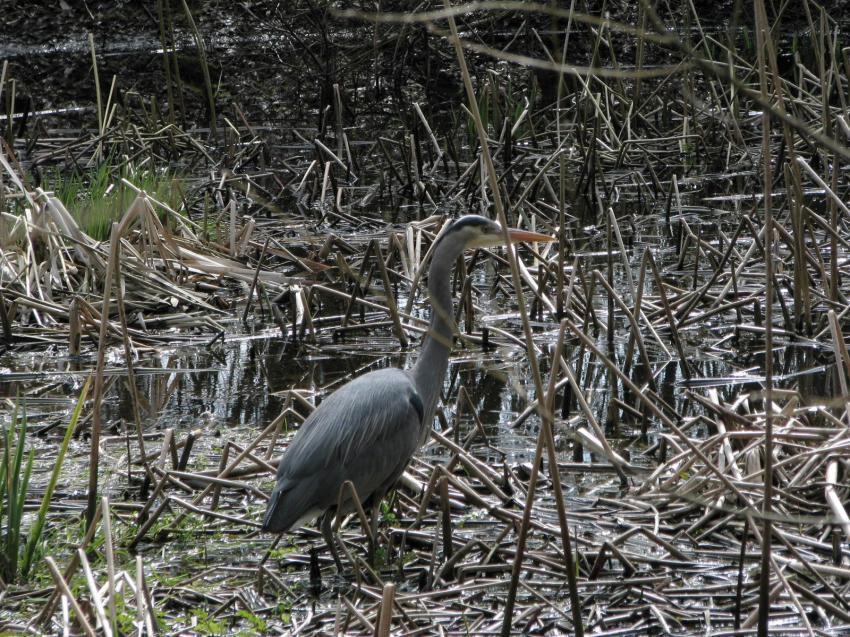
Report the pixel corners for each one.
[50,161,184,241]
[0,401,34,582]
[0,379,90,583]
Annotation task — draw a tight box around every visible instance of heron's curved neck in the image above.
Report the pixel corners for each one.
[411,238,460,426]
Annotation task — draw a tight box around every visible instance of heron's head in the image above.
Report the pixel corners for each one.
[439,214,555,250]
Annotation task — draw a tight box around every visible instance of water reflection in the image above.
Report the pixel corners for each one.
[0,211,841,500]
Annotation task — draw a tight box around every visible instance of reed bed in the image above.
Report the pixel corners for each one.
[2,0,850,634]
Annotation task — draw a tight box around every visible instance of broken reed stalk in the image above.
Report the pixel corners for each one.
[0,60,7,147]
[140,415,283,547]
[45,557,97,637]
[102,496,118,636]
[605,199,614,352]
[541,320,583,628]
[555,0,576,321]
[623,251,648,376]
[180,0,216,137]
[592,269,653,386]
[607,207,635,303]
[439,476,453,560]
[734,517,750,630]
[242,236,270,323]
[86,221,120,529]
[77,548,111,637]
[155,0,177,127]
[372,238,409,348]
[444,7,582,636]
[68,297,81,355]
[644,250,692,380]
[566,317,761,511]
[829,150,840,302]
[637,0,849,159]
[33,503,103,628]
[229,199,237,256]
[88,33,103,160]
[754,2,775,633]
[113,225,153,485]
[828,310,850,419]
[376,582,396,637]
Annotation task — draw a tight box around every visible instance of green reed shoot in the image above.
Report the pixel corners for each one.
[0,400,34,582]
[1,377,91,582]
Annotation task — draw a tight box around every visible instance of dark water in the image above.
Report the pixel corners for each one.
[2,227,837,504]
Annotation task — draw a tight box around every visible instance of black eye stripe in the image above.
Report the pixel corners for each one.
[433,215,497,249]
[450,216,491,232]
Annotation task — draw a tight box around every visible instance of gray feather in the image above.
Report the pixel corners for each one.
[262,368,423,532]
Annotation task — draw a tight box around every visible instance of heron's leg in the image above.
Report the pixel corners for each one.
[367,503,380,565]
[308,547,322,597]
[367,491,388,566]
[321,511,344,572]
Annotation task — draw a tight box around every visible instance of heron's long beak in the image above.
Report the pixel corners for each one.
[507,228,557,243]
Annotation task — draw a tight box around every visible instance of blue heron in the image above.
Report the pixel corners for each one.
[262,215,553,568]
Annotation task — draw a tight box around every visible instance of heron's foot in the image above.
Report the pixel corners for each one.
[309,547,322,598]
[320,512,345,572]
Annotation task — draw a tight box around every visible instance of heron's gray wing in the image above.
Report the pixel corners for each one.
[262,368,424,532]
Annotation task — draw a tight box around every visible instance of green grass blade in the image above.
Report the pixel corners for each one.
[21,376,92,578]
[1,401,25,581]
[6,403,28,579]
[0,421,10,577]
[9,449,34,578]
[0,417,10,532]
